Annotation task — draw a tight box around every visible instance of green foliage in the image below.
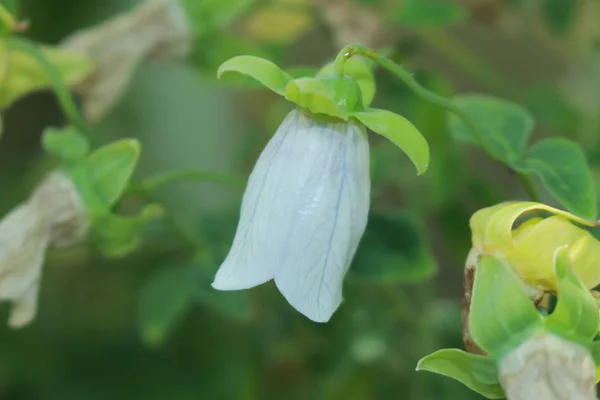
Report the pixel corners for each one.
[416,349,504,399]
[351,211,437,283]
[93,204,164,258]
[538,0,579,35]
[66,139,140,215]
[284,76,355,119]
[448,95,534,167]
[517,138,597,219]
[217,55,292,95]
[42,126,90,164]
[139,265,197,346]
[469,255,543,358]
[545,247,599,343]
[318,56,376,107]
[394,0,467,27]
[0,39,92,109]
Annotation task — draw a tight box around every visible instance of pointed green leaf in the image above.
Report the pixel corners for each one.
[139,266,196,346]
[318,56,376,107]
[67,139,140,214]
[42,126,90,163]
[351,211,437,283]
[93,204,164,258]
[416,349,504,398]
[85,139,140,210]
[353,108,429,175]
[470,255,543,358]
[217,55,291,95]
[516,138,596,220]
[448,95,534,167]
[284,77,347,119]
[394,0,467,27]
[546,247,599,343]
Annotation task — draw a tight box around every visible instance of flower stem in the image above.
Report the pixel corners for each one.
[7,37,96,144]
[128,169,246,194]
[333,44,541,201]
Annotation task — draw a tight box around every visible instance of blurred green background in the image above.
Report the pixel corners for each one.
[1,0,600,398]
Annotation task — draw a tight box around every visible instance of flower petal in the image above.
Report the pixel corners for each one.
[0,201,49,328]
[213,109,307,290]
[273,116,370,322]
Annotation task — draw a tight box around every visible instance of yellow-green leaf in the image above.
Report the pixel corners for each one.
[353,108,429,175]
[217,55,291,95]
[417,349,504,398]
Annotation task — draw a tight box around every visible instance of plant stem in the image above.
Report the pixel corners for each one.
[516,173,541,203]
[335,45,491,153]
[128,169,246,194]
[7,37,95,144]
[333,44,542,201]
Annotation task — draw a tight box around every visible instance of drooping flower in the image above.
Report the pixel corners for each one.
[0,171,88,328]
[211,54,430,322]
[213,109,370,322]
[60,0,192,121]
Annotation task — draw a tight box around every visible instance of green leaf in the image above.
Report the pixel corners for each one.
[318,56,376,107]
[93,204,164,258]
[539,0,578,35]
[416,349,504,399]
[545,247,599,343]
[284,77,347,119]
[470,255,543,358]
[42,126,90,163]
[67,139,140,215]
[139,266,196,346]
[516,138,597,220]
[178,0,253,37]
[217,55,292,96]
[353,108,429,175]
[350,211,437,283]
[448,95,534,167]
[394,0,467,27]
[194,266,253,321]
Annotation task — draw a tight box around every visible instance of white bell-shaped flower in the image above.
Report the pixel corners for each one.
[212,109,370,322]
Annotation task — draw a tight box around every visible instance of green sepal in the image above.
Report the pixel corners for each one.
[217,55,291,96]
[545,247,599,343]
[318,56,376,107]
[416,349,504,399]
[284,76,361,120]
[93,204,164,258]
[42,126,90,164]
[65,139,140,216]
[352,108,429,175]
[469,254,543,358]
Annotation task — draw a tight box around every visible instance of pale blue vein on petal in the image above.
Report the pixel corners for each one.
[212,110,303,289]
[274,116,370,323]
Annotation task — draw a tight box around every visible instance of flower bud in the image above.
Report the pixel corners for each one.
[498,333,597,400]
[0,171,88,328]
[60,0,192,121]
[469,202,600,293]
